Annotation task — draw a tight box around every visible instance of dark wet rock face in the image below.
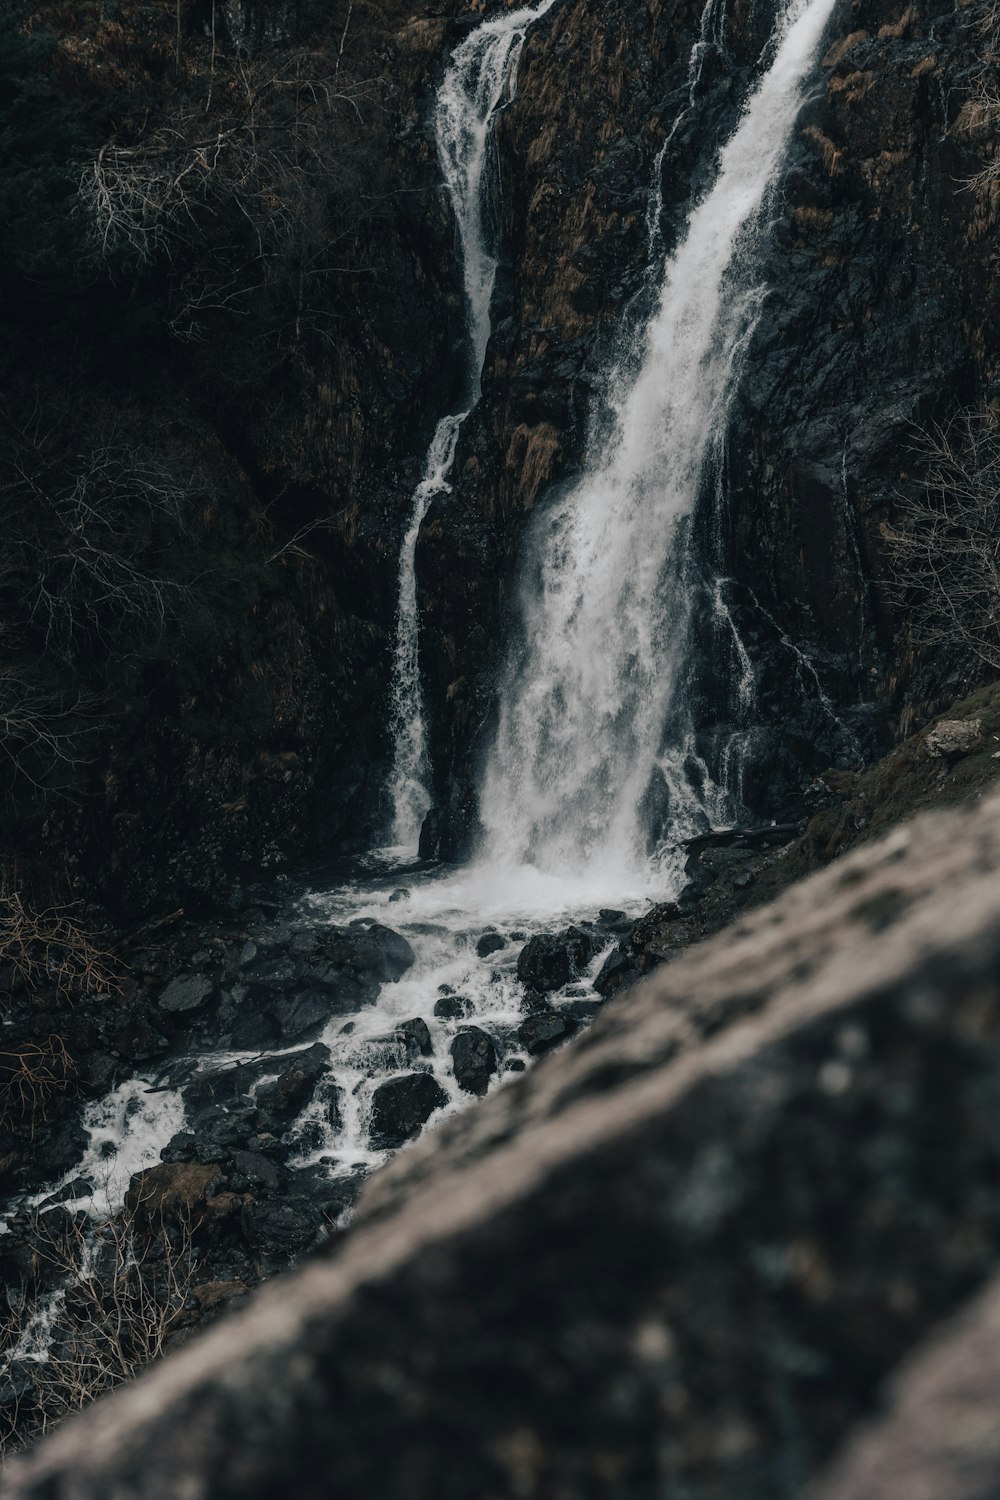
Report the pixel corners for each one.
[1,0,476,913]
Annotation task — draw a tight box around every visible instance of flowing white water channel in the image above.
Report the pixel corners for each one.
[387,0,559,855]
[480,0,837,884]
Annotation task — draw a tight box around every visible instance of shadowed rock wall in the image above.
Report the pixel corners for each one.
[9,787,1000,1497]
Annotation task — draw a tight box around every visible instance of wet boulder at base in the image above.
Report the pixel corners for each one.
[476,931,505,958]
[517,1011,577,1055]
[396,1018,433,1058]
[515,926,602,992]
[369,1073,449,1150]
[252,923,416,1008]
[449,1027,498,1096]
[433,994,473,1020]
[594,945,640,998]
[253,1045,331,1127]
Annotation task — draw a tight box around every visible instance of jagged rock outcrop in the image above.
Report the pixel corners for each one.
[10,789,1000,1498]
[1,0,473,912]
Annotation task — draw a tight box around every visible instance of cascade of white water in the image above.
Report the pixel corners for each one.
[479,0,837,883]
[386,0,558,854]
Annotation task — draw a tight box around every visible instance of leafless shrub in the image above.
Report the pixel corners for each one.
[76,51,384,349]
[0,871,121,1007]
[882,407,1000,669]
[0,1204,196,1457]
[0,399,199,805]
[955,8,1000,192]
[0,404,192,663]
[0,666,103,796]
[0,1037,76,1137]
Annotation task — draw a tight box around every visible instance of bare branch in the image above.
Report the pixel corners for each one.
[0,1203,197,1456]
[882,407,1000,670]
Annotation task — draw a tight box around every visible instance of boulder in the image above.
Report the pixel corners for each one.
[433,994,472,1020]
[516,927,601,992]
[396,1018,433,1057]
[476,931,505,958]
[156,973,214,1014]
[558,999,602,1026]
[228,1151,283,1193]
[369,1073,448,1150]
[124,1161,226,1225]
[449,1028,497,1096]
[923,717,983,760]
[299,923,415,1004]
[240,1199,317,1258]
[594,946,640,998]
[517,1011,577,1056]
[268,989,335,1043]
[254,1045,330,1126]
[163,1104,258,1164]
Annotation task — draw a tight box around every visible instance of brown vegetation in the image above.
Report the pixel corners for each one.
[0,1203,196,1458]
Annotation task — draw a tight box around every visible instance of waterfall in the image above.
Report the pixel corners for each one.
[479,0,837,883]
[386,0,558,855]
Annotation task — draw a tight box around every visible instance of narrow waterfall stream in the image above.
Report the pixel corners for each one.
[4,0,838,1359]
[387,0,558,854]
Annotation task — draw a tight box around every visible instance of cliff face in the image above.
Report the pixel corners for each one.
[8,0,1000,903]
[2,0,469,914]
[416,0,1000,856]
[722,0,1000,789]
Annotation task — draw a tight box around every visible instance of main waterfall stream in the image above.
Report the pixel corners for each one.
[4,0,838,1319]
